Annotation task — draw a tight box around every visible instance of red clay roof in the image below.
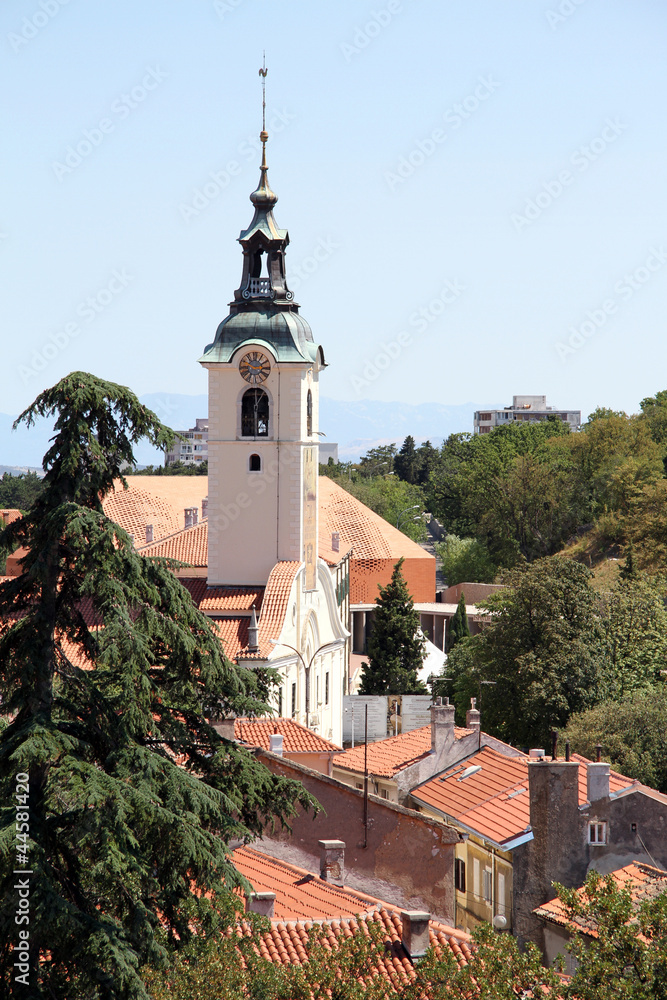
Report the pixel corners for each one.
[181,578,264,613]
[333,725,472,778]
[0,509,22,525]
[230,847,472,988]
[234,718,341,753]
[102,482,183,543]
[138,520,208,566]
[318,477,432,565]
[534,861,667,935]
[411,748,635,848]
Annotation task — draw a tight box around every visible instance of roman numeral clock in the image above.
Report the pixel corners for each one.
[239,351,271,384]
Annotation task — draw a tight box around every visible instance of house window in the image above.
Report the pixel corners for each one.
[291,682,296,719]
[249,453,261,472]
[589,821,607,844]
[306,389,312,437]
[381,789,389,800]
[325,671,329,706]
[483,868,493,904]
[454,858,466,893]
[241,388,269,437]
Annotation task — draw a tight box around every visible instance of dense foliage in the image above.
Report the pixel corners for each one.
[131,460,208,475]
[0,470,44,510]
[359,559,427,696]
[0,374,314,999]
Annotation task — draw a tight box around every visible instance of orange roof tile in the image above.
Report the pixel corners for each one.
[318,477,432,564]
[138,520,209,566]
[411,748,637,848]
[245,560,300,660]
[102,482,182,544]
[234,718,341,753]
[534,861,667,935]
[0,509,22,525]
[334,725,472,778]
[181,578,264,613]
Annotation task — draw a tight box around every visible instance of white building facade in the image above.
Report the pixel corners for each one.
[474,395,581,435]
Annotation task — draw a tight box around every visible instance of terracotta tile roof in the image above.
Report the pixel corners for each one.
[0,509,22,525]
[411,748,636,848]
[234,718,341,753]
[102,482,182,544]
[137,520,209,566]
[181,578,264,613]
[534,861,667,936]
[318,476,431,565]
[230,847,472,987]
[232,846,379,920]
[333,725,472,779]
[122,475,209,531]
[244,560,300,660]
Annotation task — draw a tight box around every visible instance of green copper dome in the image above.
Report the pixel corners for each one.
[199,309,322,365]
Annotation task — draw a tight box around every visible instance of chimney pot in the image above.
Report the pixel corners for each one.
[596,744,603,763]
[401,911,430,962]
[184,508,193,528]
[269,733,284,756]
[246,892,276,918]
[319,839,345,887]
[248,606,259,652]
[145,524,153,544]
[431,697,455,756]
[565,741,571,762]
[529,748,545,759]
[466,697,480,732]
[587,761,610,802]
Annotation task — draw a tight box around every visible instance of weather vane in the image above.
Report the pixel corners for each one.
[259,52,268,138]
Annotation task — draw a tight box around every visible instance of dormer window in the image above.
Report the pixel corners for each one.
[242,388,269,437]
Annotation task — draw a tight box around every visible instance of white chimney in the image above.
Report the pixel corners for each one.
[587,762,610,802]
[202,497,208,519]
[466,697,480,731]
[319,839,345,886]
[248,606,259,652]
[431,697,455,756]
[192,507,198,525]
[145,524,153,544]
[401,911,430,962]
[269,732,284,756]
[529,749,546,759]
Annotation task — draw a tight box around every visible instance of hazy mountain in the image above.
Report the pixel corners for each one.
[0,394,485,467]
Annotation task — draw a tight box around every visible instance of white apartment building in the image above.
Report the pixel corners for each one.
[165,418,209,466]
[474,396,580,435]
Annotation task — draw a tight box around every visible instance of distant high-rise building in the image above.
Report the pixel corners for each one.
[474,396,580,435]
[164,417,208,466]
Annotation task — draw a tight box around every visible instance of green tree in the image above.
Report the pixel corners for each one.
[0,470,44,509]
[394,435,419,484]
[359,559,427,695]
[447,593,470,653]
[448,557,605,747]
[597,578,667,700]
[640,388,667,448]
[437,534,496,585]
[357,443,397,478]
[562,691,667,792]
[131,460,209,476]
[332,474,427,542]
[0,373,313,999]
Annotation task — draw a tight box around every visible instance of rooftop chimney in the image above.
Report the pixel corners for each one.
[184,508,193,528]
[246,892,276,918]
[401,911,430,962]
[332,532,340,552]
[466,697,480,732]
[269,732,284,756]
[192,507,198,525]
[202,497,208,519]
[212,718,236,741]
[248,606,259,652]
[587,761,610,802]
[145,524,154,544]
[431,697,456,758]
[529,748,545,759]
[319,839,345,887]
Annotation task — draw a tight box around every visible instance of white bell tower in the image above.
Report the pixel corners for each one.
[199,109,325,587]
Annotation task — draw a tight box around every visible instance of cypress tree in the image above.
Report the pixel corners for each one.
[448,593,470,652]
[359,558,426,695]
[0,373,313,999]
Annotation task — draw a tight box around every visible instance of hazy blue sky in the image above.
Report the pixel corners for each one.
[3,0,667,422]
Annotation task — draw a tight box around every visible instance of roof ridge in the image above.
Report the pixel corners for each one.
[137,517,208,551]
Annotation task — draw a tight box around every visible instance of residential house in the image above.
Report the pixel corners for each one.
[225,716,342,776]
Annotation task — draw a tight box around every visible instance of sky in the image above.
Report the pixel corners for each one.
[3,0,667,425]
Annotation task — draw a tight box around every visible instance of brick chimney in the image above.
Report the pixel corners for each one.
[466,697,480,732]
[246,892,276,918]
[431,697,456,758]
[587,762,610,802]
[319,840,345,887]
[401,911,430,962]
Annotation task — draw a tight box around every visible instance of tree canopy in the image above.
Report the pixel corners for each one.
[0,373,313,999]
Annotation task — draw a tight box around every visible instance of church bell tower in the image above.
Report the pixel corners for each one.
[199,73,325,587]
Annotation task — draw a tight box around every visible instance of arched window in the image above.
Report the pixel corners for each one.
[241,388,269,437]
[306,389,312,437]
[249,453,261,472]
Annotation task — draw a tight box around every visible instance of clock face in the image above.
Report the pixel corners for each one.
[239,351,271,384]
